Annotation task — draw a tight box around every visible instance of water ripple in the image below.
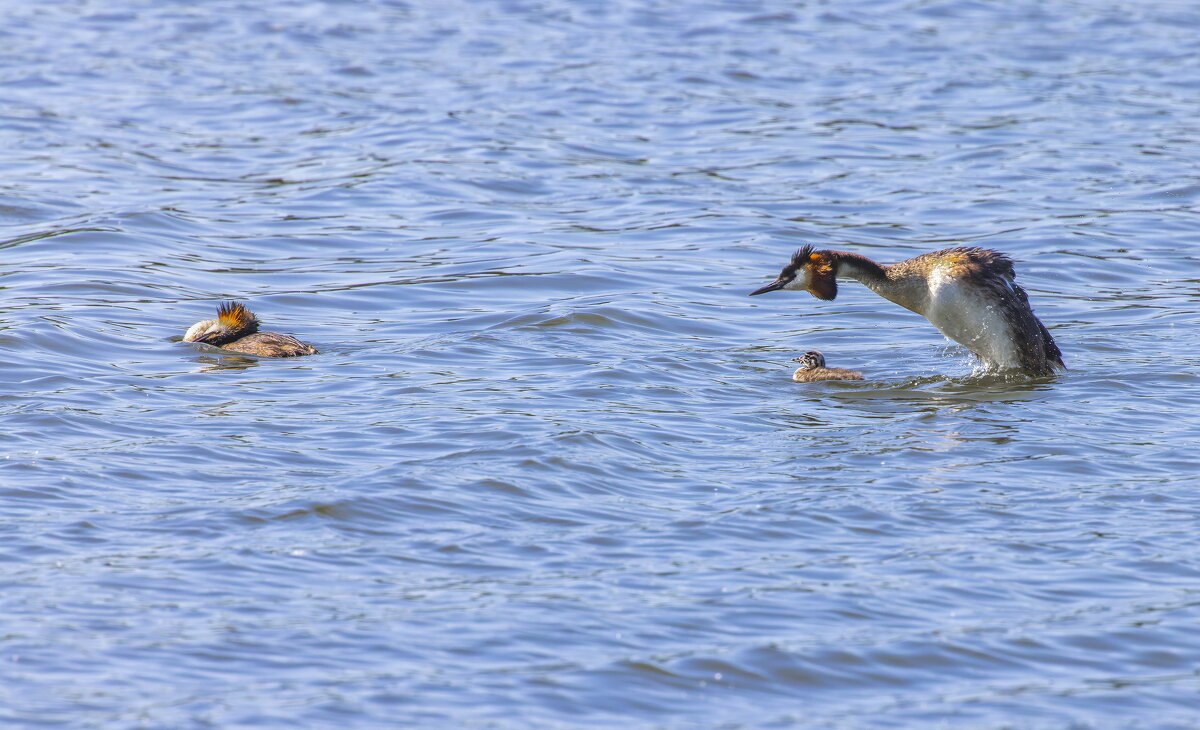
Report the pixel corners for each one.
[3,0,1200,727]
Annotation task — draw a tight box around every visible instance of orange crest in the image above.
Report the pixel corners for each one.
[216,301,259,331]
[806,252,838,300]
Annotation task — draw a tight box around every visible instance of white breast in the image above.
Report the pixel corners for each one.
[924,274,1020,371]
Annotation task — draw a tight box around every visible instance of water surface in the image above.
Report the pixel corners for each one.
[3,0,1200,727]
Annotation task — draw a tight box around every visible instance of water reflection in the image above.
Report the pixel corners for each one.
[194,354,263,371]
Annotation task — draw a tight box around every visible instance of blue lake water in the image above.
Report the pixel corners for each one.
[3,0,1200,727]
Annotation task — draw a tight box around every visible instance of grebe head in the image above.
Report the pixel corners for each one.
[749,245,838,300]
[183,301,260,346]
[791,351,826,370]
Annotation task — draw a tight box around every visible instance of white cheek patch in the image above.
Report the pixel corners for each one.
[782,270,809,291]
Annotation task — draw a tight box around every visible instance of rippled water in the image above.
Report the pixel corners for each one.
[4,0,1200,727]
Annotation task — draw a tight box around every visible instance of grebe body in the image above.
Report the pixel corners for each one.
[791,351,863,382]
[751,246,1063,376]
[183,302,317,358]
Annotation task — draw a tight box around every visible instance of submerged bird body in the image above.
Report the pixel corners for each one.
[751,246,1063,376]
[183,302,317,358]
[791,351,863,382]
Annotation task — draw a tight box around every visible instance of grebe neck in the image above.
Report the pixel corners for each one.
[830,252,888,286]
[829,251,926,314]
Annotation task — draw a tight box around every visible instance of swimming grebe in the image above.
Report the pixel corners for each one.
[792,351,863,382]
[750,246,1064,376]
[183,301,318,357]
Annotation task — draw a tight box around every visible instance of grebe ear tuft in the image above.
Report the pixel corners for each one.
[807,256,838,300]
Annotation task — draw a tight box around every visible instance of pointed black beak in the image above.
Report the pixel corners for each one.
[749,279,785,296]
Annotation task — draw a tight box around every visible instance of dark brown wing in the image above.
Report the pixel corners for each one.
[985,273,1063,375]
[224,332,318,358]
[1006,283,1063,373]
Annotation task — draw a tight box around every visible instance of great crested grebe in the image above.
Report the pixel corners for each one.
[750,246,1064,376]
[791,351,863,382]
[183,301,318,358]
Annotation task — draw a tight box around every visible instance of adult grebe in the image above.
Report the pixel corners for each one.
[750,246,1064,376]
[791,351,863,382]
[183,301,318,357]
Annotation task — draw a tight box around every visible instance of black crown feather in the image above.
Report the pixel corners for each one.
[780,244,815,280]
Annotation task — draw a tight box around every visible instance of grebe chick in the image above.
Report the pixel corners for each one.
[751,246,1064,376]
[791,351,863,382]
[183,301,317,358]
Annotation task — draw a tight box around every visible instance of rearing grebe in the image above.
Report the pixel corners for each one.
[792,351,863,382]
[183,301,318,358]
[750,246,1064,376]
